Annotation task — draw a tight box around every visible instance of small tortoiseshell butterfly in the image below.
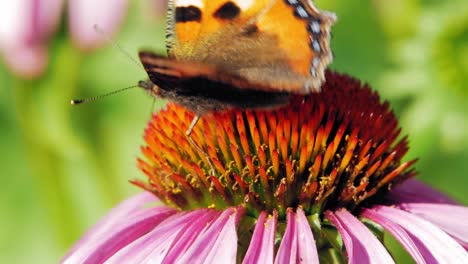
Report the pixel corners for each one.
[138,0,336,116]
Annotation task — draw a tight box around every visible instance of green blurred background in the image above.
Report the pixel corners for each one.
[0,0,466,262]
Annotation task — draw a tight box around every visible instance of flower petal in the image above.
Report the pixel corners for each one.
[203,208,242,263]
[68,0,129,51]
[275,208,298,264]
[78,192,159,240]
[296,207,319,263]
[243,211,277,264]
[397,203,468,249]
[361,209,426,264]
[176,207,243,264]
[106,209,219,263]
[369,206,468,263]
[62,193,174,263]
[162,210,222,263]
[326,209,394,264]
[76,208,175,263]
[387,179,457,205]
[62,192,162,261]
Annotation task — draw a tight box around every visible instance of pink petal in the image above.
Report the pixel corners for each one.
[270,208,319,264]
[63,192,161,259]
[203,208,242,263]
[176,207,243,264]
[296,207,319,263]
[243,211,268,264]
[397,203,468,249]
[69,208,175,264]
[275,208,298,264]
[62,192,175,263]
[361,209,426,264]
[326,209,394,264]
[387,179,457,205]
[243,211,277,264]
[68,0,129,51]
[106,209,219,263]
[369,206,468,263]
[162,210,223,264]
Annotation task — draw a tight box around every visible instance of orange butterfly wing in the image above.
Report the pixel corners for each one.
[170,0,243,47]
[166,0,336,93]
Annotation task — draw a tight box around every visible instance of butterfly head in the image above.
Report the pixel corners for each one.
[138,79,160,97]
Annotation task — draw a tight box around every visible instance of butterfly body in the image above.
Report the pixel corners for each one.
[139,0,336,114]
[138,53,290,114]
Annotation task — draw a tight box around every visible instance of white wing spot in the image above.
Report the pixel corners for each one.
[310,21,321,34]
[233,0,255,10]
[175,0,204,8]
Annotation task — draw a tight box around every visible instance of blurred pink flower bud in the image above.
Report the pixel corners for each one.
[2,45,48,78]
[68,0,129,51]
[0,0,63,78]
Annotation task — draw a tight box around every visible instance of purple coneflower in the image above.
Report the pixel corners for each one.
[63,71,468,263]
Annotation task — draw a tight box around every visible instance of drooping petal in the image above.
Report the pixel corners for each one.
[161,210,222,263]
[275,208,298,264]
[203,208,242,263]
[295,207,320,263]
[368,206,468,263]
[176,207,243,264]
[243,211,268,264]
[243,211,277,264]
[87,192,159,231]
[68,0,129,51]
[274,208,319,263]
[66,208,175,264]
[106,209,219,263]
[62,192,175,263]
[63,192,161,261]
[387,179,457,205]
[326,209,394,264]
[361,208,426,264]
[397,203,468,249]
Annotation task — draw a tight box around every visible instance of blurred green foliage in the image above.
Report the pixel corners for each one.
[0,0,466,262]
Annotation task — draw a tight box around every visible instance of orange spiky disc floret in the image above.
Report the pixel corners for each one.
[133,71,416,216]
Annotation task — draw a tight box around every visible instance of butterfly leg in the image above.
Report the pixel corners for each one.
[186,115,216,176]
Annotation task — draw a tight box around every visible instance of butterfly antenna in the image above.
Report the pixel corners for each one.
[71,85,138,105]
[93,24,143,70]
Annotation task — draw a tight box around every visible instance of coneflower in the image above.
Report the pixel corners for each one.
[63,71,468,263]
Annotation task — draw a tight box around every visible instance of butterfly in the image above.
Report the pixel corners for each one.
[138,0,336,134]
